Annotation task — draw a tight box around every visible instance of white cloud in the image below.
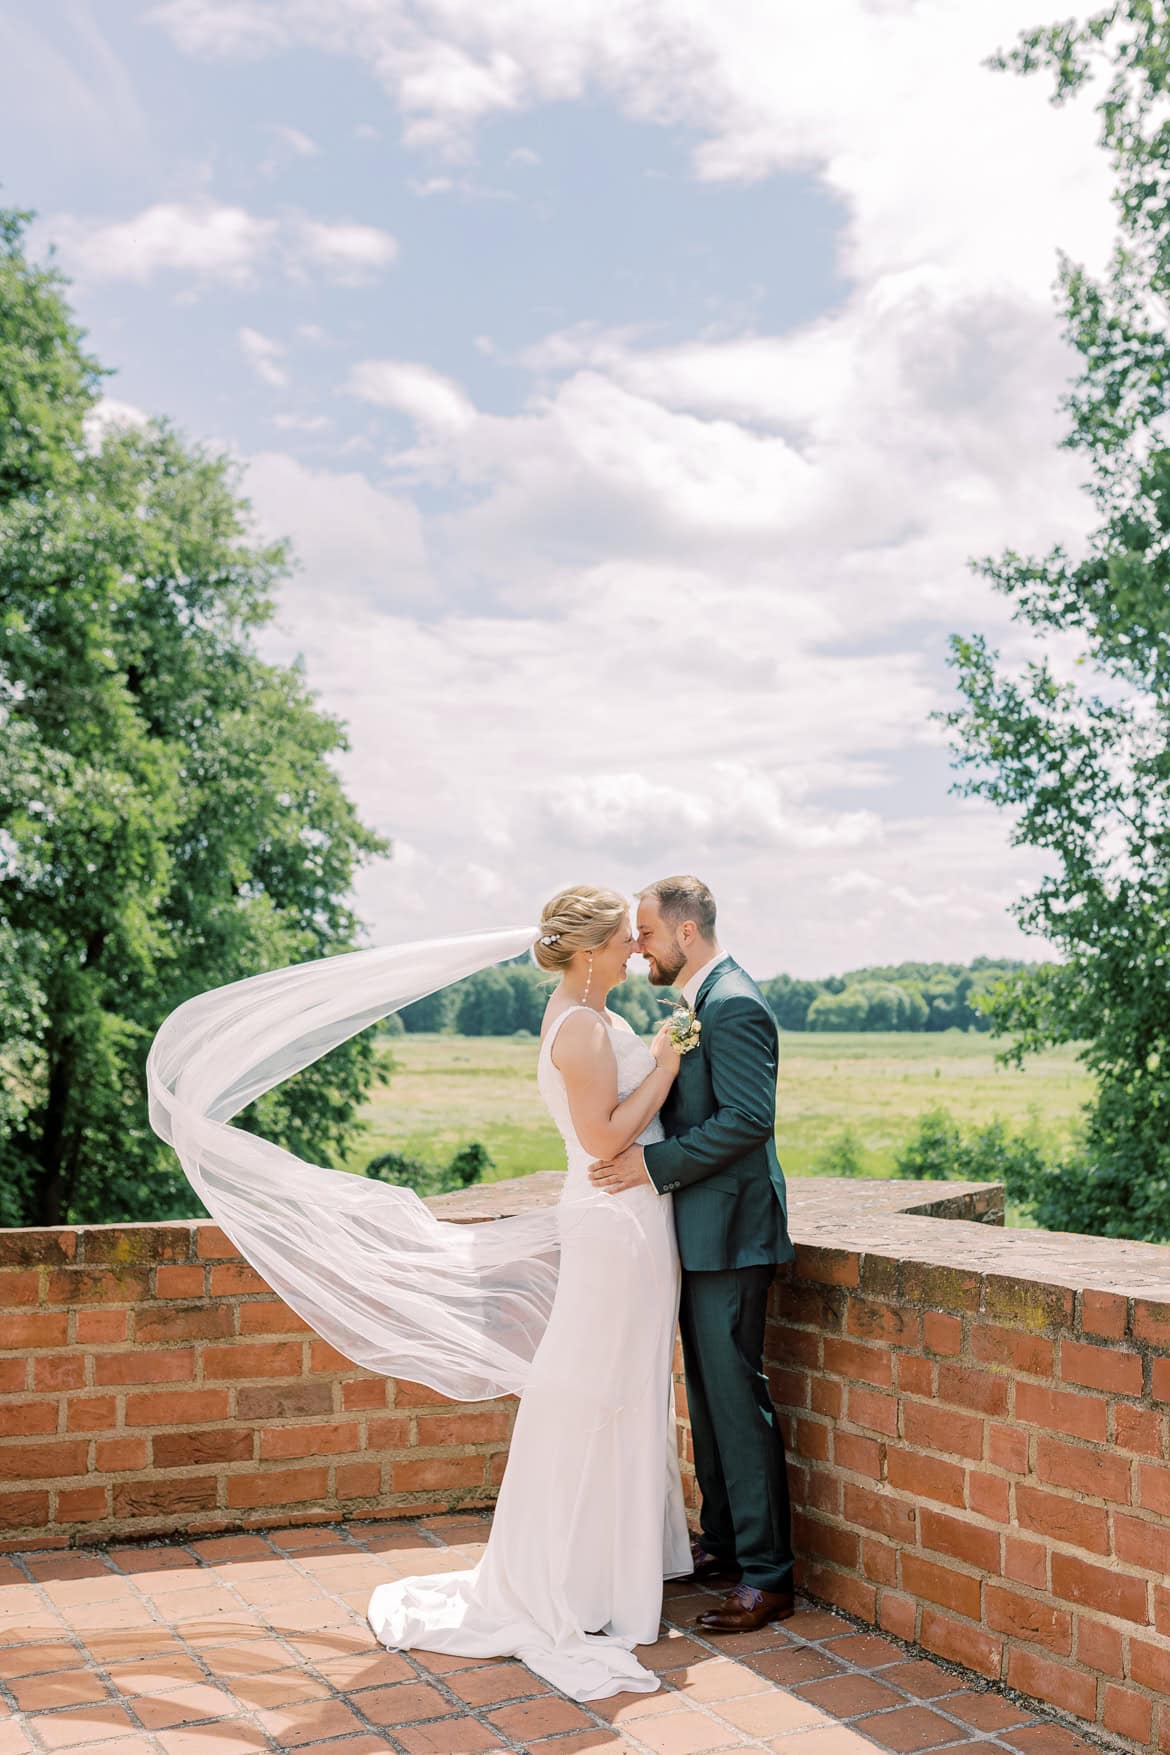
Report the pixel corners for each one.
[291,218,399,283]
[83,397,152,448]
[272,412,333,433]
[347,359,477,434]
[239,326,288,389]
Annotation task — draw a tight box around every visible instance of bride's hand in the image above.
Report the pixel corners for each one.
[651,1023,681,1079]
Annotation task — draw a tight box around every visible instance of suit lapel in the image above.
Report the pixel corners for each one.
[693,955,735,1014]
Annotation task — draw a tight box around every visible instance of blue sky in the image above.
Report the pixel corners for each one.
[0,1,1117,975]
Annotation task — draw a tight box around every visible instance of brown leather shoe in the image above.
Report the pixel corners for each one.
[695,1583,795,1633]
[688,1538,742,1586]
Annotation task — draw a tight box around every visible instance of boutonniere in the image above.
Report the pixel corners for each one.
[662,999,702,1055]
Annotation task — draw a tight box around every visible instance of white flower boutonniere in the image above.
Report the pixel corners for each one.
[664,1001,702,1055]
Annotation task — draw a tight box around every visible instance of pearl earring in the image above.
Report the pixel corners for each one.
[582,951,593,1006]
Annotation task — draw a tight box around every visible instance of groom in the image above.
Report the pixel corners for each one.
[589,875,795,1632]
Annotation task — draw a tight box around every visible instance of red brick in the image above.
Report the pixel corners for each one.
[391,1455,486,1492]
[988,1423,1029,1473]
[1116,1403,1163,1457]
[260,1422,361,1461]
[74,1309,128,1344]
[936,1363,1008,1417]
[1,1399,59,1437]
[846,1387,898,1436]
[794,1512,859,1570]
[1016,1383,1107,1441]
[46,1267,151,1304]
[902,1399,984,1461]
[982,1277,1075,1331]
[1080,1289,1128,1340]
[153,1429,253,1468]
[366,1416,412,1451]
[919,1607,1001,1678]
[194,1223,234,1258]
[1016,1485,1109,1554]
[919,1508,1000,1572]
[810,1375,843,1418]
[897,1354,933,1396]
[846,1301,920,1345]
[833,1430,881,1478]
[336,1461,381,1498]
[770,1366,811,1410]
[0,1270,40,1307]
[968,1472,1010,1523]
[419,1407,514,1450]
[226,1467,329,1509]
[1131,1635,1170,1692]
[1051,1552,1149,1624]
[1004,1535,1047,1589]
[32,1355,84,1390]
[971,1326,1054,1376]
[236,1382,332,1420]
[0,1440,88,1479]
[1035,1436,1131,1503]
[306,1339,352,1375]
[1140,1463,1170,1514]
[0,1229,77,1266]
[843,1482,917,1540]
[923,1312,963,1355]
[1060,1338,1142,1397]
[769,1325,822,1369]
[94,1349,194,1386]
[65,1395,118,1432]
[0,1358,28,1392]
[202,1341,303,1380]
[208,1262,271,1295]
[154,1265,205,1299]
[986,1584,1072,1654]
[341,1377,387,1411]
[1076,1615,1124,1677]
[1157,1581,1170,1636]
[1115,1511,1170,1576]
[0,1489,49,1528]
[84,1223,190,1265]
[56,1484,110,1522]
[124,1388,230,1426]
[861,1536,898,1584]
[1133,1299,1170,1348]
[134,1305,234,1344]
[1,1312,68,1348]
[113,1476,218,1518]
[802,1561,875,1622]
[822,1336,894,1388]
[794,1244,860,1287]
[1104,1683,1153,1745]
[794,1417,830,1460]
[237,1301,313,1336]
[1005,1647,1096,1719]
[879,1591,917,1642]
[1153,1357,1170,1402]
[901,1262,981,1312]
[901,1553,981,1619]
[95,1438,148,1471]
[886,1447,965,1508]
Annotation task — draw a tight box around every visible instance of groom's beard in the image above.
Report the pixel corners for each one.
[646,943,686,987]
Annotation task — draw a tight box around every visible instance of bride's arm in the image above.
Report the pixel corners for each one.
[552,1013,678,1159]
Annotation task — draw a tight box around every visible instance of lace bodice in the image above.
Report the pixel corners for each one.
[537,1006,666,1175]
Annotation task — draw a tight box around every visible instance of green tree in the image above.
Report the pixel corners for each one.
[806,989,871,1031]
[399,988,454,1033]
[0,211,388,1226]
[944,5,1170,1239]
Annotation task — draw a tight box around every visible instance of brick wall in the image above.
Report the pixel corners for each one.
[0,1217,516,1548]
[3,1176,1170,1752]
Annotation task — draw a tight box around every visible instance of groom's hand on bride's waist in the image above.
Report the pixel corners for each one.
[588,1146,651,1193]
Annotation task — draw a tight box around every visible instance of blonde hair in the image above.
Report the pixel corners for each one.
[533,884,629,973]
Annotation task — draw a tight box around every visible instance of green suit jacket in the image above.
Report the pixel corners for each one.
[643,957,793,1273]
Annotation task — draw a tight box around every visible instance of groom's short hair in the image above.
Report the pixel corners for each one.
[638,875,717,940]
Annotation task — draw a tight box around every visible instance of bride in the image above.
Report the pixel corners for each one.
[369,885,692,1698]
[146,885,692,1703]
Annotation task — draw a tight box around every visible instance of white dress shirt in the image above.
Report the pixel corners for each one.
[680,950,727,1010]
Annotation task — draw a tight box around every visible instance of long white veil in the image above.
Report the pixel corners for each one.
[147,926,574,1402]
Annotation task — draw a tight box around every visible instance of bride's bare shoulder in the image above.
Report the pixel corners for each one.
[541,1002,607,1065]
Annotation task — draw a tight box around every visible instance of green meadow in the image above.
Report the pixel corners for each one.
[342,1031,1093,1183]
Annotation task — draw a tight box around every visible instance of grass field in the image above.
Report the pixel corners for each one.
[342,1031,1093,1182]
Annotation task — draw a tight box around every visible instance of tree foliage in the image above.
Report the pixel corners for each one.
[0,211,388,1226]
[944,4,1170,1239]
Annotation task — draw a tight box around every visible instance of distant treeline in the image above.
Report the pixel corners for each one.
[393,957,1029,1037]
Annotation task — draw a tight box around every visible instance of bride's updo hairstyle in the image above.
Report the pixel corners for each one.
[533,885,629,974]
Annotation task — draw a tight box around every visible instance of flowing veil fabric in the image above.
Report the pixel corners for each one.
[146,926,579,1402]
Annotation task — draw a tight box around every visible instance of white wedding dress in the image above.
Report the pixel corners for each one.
[367,1005,692,1700]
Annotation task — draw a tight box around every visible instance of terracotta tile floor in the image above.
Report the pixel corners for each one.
[0,1517,1097,1755]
